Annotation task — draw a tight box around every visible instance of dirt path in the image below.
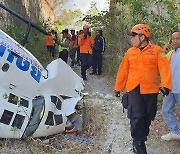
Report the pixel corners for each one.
[82,68,180,154]
[83,74,132,154]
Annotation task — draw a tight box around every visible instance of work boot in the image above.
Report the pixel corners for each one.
[98,70,102,75]
[133,141,147,154]
[70,62,74,67]
[77,63,81,66]
[82,76,87,81]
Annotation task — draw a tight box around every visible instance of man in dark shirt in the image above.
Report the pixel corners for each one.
[69,29,78,67]
[91,30,105,75]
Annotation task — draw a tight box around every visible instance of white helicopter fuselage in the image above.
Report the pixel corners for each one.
[0,29,84,138]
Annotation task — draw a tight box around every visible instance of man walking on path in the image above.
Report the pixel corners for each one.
[45,30,54,58]
[161,31,180,141]
[90,30,105,75]
[114,24,172,154]
[51,30,58,58]
[76,30,83,66]
[78,25,94,80]
[58,30,70,63]
[69,29,78,67]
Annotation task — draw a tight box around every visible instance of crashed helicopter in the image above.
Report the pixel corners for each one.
[0,3,84,139]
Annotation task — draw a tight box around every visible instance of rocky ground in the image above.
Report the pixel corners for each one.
[0,65,180,154]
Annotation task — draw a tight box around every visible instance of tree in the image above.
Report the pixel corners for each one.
[84,0,180,75]
[55,9,83,34]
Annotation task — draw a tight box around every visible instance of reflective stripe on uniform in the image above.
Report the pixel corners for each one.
[58,38,68,53]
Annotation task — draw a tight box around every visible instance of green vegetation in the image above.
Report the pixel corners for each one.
[5,24,52,67]
[53,9,85,39]
[85,0,180,75]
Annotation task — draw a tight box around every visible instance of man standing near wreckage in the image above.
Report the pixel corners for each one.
[161,30,180,141]
[114,24,172,154]
[78,25,94,80]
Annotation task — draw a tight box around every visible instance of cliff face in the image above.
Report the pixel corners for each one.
[0,0,57,30]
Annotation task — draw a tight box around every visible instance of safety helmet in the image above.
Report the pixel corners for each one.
[83,25,89,29]
[130,24,151,38]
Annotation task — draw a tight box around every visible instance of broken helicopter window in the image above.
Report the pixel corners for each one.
[8,93,18,105]
[0,110,14,125]
[45,111,63,126]
[11,114,25,129]
[54,114,63,125]
[51,96,62,110]
[20,98,29,108]
[45,111,54,126]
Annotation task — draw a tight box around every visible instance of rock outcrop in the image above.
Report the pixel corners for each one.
[0,0,57,30]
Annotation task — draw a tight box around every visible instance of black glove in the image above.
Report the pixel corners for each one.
[160,87,169,96]
[83,34,87,39]
[115,91,120,97]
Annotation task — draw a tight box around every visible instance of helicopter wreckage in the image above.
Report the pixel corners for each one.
[0,29,84,138]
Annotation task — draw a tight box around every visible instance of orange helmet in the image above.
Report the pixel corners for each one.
[131,24,151,38]
[83,24,89,29]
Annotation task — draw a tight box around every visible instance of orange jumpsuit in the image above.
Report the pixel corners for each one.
[115,43,172,94]
[45,35,54,46]
[78,34,94,54]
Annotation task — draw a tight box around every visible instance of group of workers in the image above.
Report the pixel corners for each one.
[45,25,106,81]
[45,23,180,154]
[115,24,180,154]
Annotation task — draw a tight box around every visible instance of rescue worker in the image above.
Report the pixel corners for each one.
[90,30,105,75]
[51,30,58,57]
[78,25,94,80]
[64,28,72,41]
[58,30,70,63]
[114,24,172,154]
[76,31,80,66]
[45,30,54,57]
[76,30,84,66]
[69,29,78,67]
[161,31,180,141]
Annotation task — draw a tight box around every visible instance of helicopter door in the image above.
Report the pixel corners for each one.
[22,96,45,138]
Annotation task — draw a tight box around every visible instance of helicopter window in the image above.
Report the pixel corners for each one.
[51,96,62,110]
[45,111,54,126]
[0,110,14,125]
[8,93,18,105]
[20,98,29,108]
[2,63,10,72]
[11,114,25,129]
[54,114,63,125]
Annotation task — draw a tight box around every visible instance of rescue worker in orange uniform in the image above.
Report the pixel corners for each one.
[78,25,94,80]
[114,24,172,154]
[45,30,54,57]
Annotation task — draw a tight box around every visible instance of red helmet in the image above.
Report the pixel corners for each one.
[131,24,151,38]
